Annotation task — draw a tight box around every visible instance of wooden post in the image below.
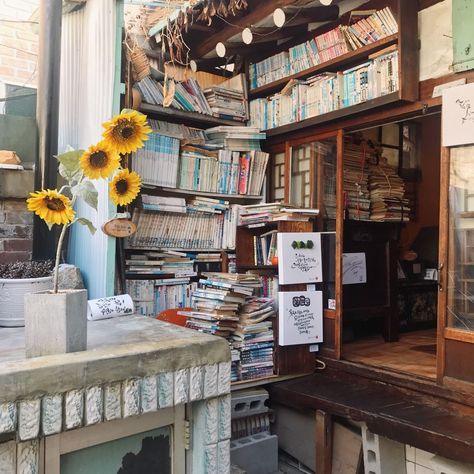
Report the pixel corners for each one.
[315,409,333,474]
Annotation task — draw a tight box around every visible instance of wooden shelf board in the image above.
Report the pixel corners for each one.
[237,264,277,270]
[231,373,311,391]
[249,34,398,99]
[140,103,245,128]
[142,185,262,201]
[265,92,401,137]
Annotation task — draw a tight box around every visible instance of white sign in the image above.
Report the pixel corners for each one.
[277,232,323,284]
[342,252,367,285]
[442,82,474,147]
[278,291,323,346]
[87,294,135,321]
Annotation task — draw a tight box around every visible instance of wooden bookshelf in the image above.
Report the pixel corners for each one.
[140,103,244,128]
[249,33,399,100]
[142,185,262,201]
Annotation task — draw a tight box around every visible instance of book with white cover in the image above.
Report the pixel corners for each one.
[278,290,323,346]
[277,232,323,284]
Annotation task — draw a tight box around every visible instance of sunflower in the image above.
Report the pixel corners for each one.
[27,189,75,226]
[109,169,141,206]
[80,142,120,179]
[102,110,152,154]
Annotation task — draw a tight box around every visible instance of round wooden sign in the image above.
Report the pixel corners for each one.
[101,218,137,238]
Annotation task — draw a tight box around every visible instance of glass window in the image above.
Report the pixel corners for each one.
[447,146,474,331]
[271,151,285,202]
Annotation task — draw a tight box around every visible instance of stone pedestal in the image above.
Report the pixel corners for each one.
[24,289,87,358]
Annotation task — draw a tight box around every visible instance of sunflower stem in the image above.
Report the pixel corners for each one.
[53,224,68,294]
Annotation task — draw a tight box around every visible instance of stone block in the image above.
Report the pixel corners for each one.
[64,389,84,430]
[42,394,62,435]
[174,368,189,406]
[122,379,141,418]
[204,443,218,474]
[18,399,40,441]
[85,386,103,426]
[0,402,16,434]
[189,366,204,402]
[24,289,87,358]
[218,439,231,474]
[58,264,85,290]
[230,433,278,474]
[204,364,219,399]
[194,398,219,446]
[141,376,158,414]
[218,395,231,441]
[158,372,174,409]
[0,441,16,474]
[104,382,122,421]
[17,440,39,474]
[0,170,34,199]
[218,361,231,395]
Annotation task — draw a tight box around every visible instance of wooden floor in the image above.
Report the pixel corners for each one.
[343,329,437,379]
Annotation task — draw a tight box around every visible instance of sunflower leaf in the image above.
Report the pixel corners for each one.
[57,150,84,183]
[71,181,98,210]
[75,217,96,235]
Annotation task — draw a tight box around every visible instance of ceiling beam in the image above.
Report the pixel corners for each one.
[284,5,340,26]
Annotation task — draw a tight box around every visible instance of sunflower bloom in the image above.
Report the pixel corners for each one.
[27,190,75,226]
[80,142,120,179]
[102,111,152,154]
[109,169,141,206]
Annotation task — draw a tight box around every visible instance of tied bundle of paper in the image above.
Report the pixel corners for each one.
[233,297,276,381]
[344,143,372,221]
[369,160,410,222]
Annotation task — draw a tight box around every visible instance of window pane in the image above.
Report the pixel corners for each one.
[447,146,474,332]
[271,152,285,202]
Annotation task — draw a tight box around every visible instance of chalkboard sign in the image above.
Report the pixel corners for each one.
[277,232,323,284]
[278,290,323,346]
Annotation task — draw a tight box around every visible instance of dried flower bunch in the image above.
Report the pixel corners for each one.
[27,110,152,292]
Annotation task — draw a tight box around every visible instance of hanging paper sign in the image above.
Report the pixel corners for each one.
[102,218,137,238]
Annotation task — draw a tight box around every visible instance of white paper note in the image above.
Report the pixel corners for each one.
[342,253,367,285]
[87,294,135,321]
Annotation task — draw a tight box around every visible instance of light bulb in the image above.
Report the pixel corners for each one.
[273,8,286,28]
[242,27,253,45]
[216,42,226,58]
[190,60,197,73]
[320,0,333,5]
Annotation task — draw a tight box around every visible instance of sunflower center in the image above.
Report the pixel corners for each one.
[121,126,134,138]
[115,179,129,195]
[89,150,108,168]
[113,120,135,141]
[46,197,66,211]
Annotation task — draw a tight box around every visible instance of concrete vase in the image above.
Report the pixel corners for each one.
[24,289,88,358]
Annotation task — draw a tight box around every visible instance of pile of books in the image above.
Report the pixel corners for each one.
[141,195,187,213]
[249,6,398,91]
[187,196,230,214]
[369,160,410,222]
[132,132,180,188]
[146,119,205,143]
[239,203,319,228]
[233,297,276,381]
[204,85,247,122]
[205,126,266,151]
[344,143,371,220]
[126,278,196,318]
[128,205,239,250]
[250,50,399,130]
[177,145,269,196]
[125,251,196,278]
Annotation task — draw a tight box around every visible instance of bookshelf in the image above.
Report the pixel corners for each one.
[141,185,263,201]
[248,0,418,138]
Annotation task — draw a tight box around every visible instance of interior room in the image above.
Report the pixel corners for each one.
[342,113,441,380]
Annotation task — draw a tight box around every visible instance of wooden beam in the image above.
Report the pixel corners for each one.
[284,5,340,26]
[315,410,333,474]
[192,0,299,58]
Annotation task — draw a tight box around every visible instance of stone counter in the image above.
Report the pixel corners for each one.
[0,316,232,473]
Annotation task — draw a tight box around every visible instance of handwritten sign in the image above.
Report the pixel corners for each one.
[277,232,322,284]
[87,294,135,321]
[342,253,367,285]
[278,290,323,346]
[102,218,137,238]
[442,82,474,147]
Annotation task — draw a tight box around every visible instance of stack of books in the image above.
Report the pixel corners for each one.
[125,251,196,278]
[146,119,206,143]
[187,197,230,214]
[239,203,319,227]
[344,143,371,220]
[141,195,187,213]
[132,133,180,188]
[250,50,399,131]
[248,6,398,91]
[204,85,248,122]
[369,161,410,222]
[233,297,276,381]
[205,126,266,151]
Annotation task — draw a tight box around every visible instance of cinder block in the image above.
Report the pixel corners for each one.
[431,456,474,474]
[230,433,278,474]
[231,389,269,419]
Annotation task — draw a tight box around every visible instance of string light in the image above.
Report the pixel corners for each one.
[216,42,226,57]
[319,0,333,5]
[242,27,253,44]
[273,8,286,28]
[190,59,198,72]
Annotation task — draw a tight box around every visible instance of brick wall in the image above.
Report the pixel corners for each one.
[0,170,34,264]
[0,0,39,88]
